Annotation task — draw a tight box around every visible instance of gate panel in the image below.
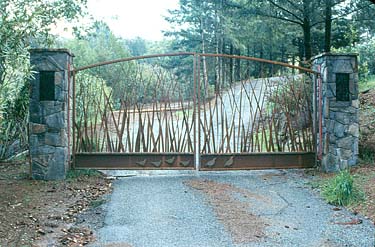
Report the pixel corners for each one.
[199,153,315,170]
[72,53,316,170]
[198,54,315,169]
[73,54,196,169]
[75,153,195,170]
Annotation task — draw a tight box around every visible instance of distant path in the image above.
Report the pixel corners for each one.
[92,170,374,247]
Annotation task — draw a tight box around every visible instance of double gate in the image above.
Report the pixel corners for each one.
[72,53,316,170]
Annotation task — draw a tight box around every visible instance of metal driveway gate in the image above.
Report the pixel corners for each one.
[72,53,316,170]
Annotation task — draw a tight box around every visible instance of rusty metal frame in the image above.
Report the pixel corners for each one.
[71,52,318,170]
[74,152,195,170]
[74,52,195,72]
[72,70,76,169]
[200,152,315,170]
[67,62,71,168]
[197,53,314,73]
[74,52,314,74]
[193,53,199,171]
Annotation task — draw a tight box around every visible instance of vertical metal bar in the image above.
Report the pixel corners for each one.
[195,54,202,170]
[312,72,318,155]
[67,62,71,168]
[318,73,323,160]
[72,70,76,169]
[196,54,202,170]
[193,53,199,171]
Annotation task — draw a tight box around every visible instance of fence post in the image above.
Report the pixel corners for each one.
[29,49,73,180]
[312,53,359,172]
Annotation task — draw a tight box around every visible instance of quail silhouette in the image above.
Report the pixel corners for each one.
[151,160,162,167]
[205,157,217,168]
[136,159,147,167]
[224,156,234,168]
[179,160,191,167]
[165,157,175,166]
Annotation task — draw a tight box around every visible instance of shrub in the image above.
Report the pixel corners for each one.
[0,82,29,160]
[359,145,375,164]
[321,170,364,206]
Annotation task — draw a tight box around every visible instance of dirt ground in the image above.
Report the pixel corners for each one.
[359,89,375,159]
[185,179,268,243]
[350,165,375,224]
[354,88,375,223]
[0,161,112,247]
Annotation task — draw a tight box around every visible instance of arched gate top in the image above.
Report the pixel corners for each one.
[73,52,315,74]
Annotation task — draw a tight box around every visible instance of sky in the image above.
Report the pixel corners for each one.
[86,0,179,40]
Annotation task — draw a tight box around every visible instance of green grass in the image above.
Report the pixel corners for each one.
[321,170,364,206]
[359,75,375,92]
[66,168,101,180]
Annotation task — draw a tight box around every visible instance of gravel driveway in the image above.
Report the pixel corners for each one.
[92,170,374,247]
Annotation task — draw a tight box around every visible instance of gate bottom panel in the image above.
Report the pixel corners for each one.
[200,152,315,170]
[75,153,195,170]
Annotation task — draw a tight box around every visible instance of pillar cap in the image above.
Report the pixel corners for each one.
[29,48,74,57]
[311,52,358,61]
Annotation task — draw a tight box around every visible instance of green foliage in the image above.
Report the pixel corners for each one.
[0,0,87,86]
[61,21,136,102]
[334,37,375,79]
[124,37,148,56]
[359,75,375,92]
[321,170,364,206]
[61,21,130,68]
[165,0,375,64]
[267,75,312,114]
[75,72,112,117]
[359,145,375,164]
[0,83,29,159]
[66,169,101,180]
[0,0,87,161]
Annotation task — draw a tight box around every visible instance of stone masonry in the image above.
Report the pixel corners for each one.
[29,49,73,180]
[312,53,359,172]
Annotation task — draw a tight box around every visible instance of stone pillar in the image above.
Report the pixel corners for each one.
[29,49,73,180]
[312,53,359,172]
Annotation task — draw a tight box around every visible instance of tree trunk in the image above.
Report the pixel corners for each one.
[302,0,312,61]
[215,37,220,93]
[302,20,312,61]
[259,44,264,76]
[324,0,332,52]
[214,5,220,93]
[229,44,234,84]
[292,55,296,74]
[235,48,241,81]
[281,44,286,73]
[200,19,209,96]
[0,56,5,85]
[247,44,251,76]
[269,43,273,75]
[222,41,226,87]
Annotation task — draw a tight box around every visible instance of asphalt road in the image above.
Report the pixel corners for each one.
[92,170,375,247]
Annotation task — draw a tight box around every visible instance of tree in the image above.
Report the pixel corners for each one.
[124,37,148,56]
[62,21,132,101]
[0,0,87,107]
[246,0,333,60]
[0,0,87,79]
[0,0,87,160]
[245,0,375,60]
